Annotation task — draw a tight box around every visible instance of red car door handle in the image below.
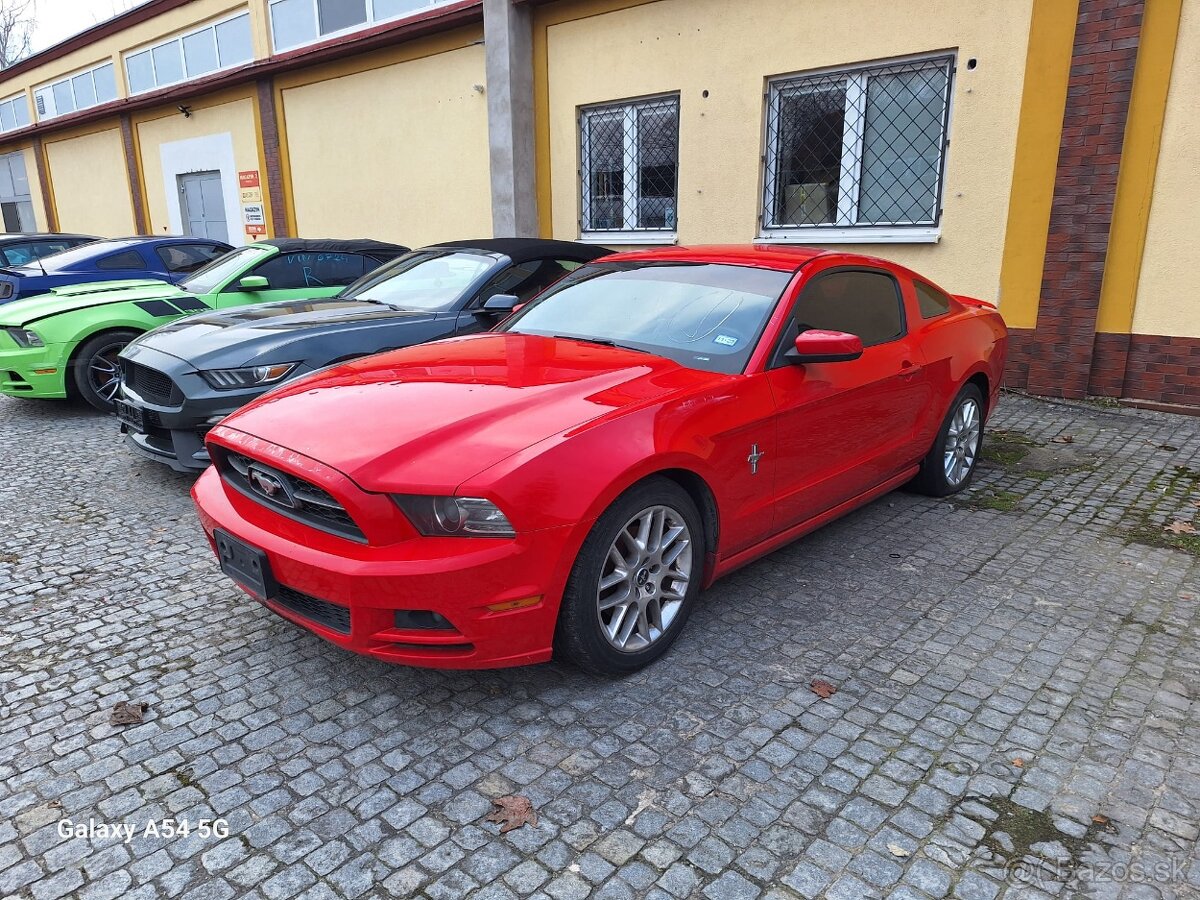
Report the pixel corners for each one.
[900,361,922,378]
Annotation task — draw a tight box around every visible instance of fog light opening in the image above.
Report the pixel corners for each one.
[393,609,454,631]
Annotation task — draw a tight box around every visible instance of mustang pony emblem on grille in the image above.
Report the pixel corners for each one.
[248,466,295,508]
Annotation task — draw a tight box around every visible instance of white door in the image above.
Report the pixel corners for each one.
[178,171,229,243]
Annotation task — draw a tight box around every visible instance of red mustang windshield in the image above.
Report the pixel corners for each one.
[501,262,790,374]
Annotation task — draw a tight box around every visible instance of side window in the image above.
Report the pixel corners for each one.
[914,280,952,318]
[250,252,370,290]
[475,258,574,306]
[31,240,74,258]
[2,245,31,265]
[96,249,147,270]
[157,243,224,274]
[790,270,905,348]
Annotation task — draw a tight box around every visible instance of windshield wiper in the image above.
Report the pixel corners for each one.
[551,334,649,354]
[358,298,411,310]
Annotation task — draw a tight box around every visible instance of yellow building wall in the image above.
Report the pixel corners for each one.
[1131,0,1200,338]
[136,95,262,239]
[280,41,491,246]
[0,0,258,104]
[44,128,135,235]
[542,0,1035,304]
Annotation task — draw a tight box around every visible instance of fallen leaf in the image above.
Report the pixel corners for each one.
[47,799,62,809]
[109,701,148,726]
[485,795,537,833]
[1159,444,1179,452]
[1165,520,1197,535]
[1051,435,1074,444]
[1012,758,1024,768]
[886,842,911,858]
[810,679,837,699]
[1091,813,1117,833]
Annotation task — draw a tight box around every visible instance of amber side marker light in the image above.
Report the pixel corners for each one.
[32,368,57,375]
[486,596,542,613]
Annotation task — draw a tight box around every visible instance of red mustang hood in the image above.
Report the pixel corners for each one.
[215,333,725,491]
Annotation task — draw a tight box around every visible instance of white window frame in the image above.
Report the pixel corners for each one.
[267,0,460,54]
[759,51,955,245]
[578,93,680,245]
[33,60,117,121]
[0,92,31,132]
[124,10,253,96]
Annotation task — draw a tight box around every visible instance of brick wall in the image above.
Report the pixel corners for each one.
[1012,0,1144,399]
[256,77,289,239]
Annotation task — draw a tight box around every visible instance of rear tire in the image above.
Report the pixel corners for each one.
[909,383,985,497]
[73,330,138,413]
[555,478,704,676]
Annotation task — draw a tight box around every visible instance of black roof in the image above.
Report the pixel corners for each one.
[0,232,97,243]
[256,238,409,256]
[428,238,611,265]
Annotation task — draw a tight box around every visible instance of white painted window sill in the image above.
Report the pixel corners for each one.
[757,226,941,245]
[579,231,679,246]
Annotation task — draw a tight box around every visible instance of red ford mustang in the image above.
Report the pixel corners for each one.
[192,246,1006,674]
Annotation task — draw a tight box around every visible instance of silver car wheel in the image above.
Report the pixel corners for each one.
[943,397,981,486]
[88,346,125,402]
[596,504,692,653]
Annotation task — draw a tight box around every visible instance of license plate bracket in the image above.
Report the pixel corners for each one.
[214,529,277,600]
[114,399,146,432]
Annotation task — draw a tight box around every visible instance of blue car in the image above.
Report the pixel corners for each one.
[0,236,232,305]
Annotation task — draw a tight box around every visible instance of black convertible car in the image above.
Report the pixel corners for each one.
[116,238,610,472]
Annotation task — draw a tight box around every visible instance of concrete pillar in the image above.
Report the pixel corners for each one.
[484,0,538,237]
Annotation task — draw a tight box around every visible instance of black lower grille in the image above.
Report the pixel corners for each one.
[274,586,351,634]
[215,450,366,542]
[122,360,179,405]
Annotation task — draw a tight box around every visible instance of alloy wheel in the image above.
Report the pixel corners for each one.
[87,344,125,403]
[596,504,692,652]
[943,397,981,486]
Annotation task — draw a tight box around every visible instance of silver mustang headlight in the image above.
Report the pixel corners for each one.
[5,327,43,348]
[199,363,297,390]
[393,495,516,537]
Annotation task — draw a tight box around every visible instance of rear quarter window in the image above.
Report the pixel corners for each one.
[914,280,952,318]
[96,249,147,270]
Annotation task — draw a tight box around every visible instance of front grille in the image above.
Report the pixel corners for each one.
[274,585,351,634]
[217,450,366,542]
[121,360,180,405]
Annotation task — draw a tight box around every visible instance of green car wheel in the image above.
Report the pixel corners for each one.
[73,329,138,411]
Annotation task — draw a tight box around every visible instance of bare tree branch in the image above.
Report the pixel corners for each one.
[0,0,34,69]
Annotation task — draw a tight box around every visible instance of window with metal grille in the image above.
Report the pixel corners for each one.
[580,95,680,236]
[762,55,954,238]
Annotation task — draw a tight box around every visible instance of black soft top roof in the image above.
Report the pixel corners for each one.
[428,238,610,265]
[256,238,409,256]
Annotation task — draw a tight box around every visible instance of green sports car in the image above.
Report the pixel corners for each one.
[0,238,406,411]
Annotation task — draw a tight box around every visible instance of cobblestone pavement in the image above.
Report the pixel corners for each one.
[2,392,1198,900]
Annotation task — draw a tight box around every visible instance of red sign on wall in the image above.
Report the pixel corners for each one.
[238,170,260,189]
[245,225,267,236]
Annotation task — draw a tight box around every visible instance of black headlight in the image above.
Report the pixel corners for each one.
[5,327,43,348]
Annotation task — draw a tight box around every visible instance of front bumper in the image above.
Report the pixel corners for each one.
[119,348,296,471]
[191,465,573,669]
[0,342,69,399]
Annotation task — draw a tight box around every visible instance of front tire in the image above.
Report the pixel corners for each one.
[73,330,139,412]
[555,478,704,676]
[910,383,985,497]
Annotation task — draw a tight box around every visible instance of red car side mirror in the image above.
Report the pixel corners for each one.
[787,329,864,364]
